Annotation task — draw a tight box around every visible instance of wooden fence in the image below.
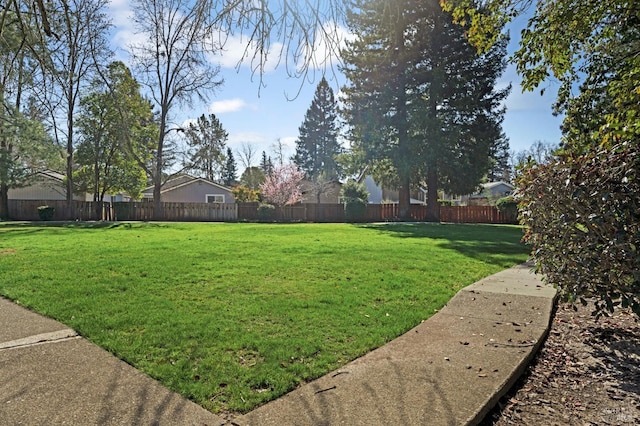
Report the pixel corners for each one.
[6,200,516,224]
[440,205,516,224]
[112,202,237,221]
[237,203,346,222]
[366,204,429,221]
[8,200,113,221]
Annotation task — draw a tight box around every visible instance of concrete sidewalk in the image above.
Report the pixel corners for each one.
[0,263,556,425]
[0,297,227,426]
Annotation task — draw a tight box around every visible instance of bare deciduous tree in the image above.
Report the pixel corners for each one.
[34,0,112,205]
[237,142,257,170]
[129,0,223,217]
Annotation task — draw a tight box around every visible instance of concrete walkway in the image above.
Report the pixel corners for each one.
[0,263,556,425]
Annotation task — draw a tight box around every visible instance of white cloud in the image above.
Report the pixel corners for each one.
[208,33,283,73]
[228,131,268,146]
[107,2,136,51]
[208,98,252,114]
[297,23,356,72]
[108,0,134,28]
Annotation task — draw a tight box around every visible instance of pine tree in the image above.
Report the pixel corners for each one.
[260,151,274,176]
[221,147,237,186]
[487,136,511,182]
[293,77,342,180]
[341,0,509,220]
[183,113,228,182]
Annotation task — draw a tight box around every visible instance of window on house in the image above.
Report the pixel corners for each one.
[206,194,225,203]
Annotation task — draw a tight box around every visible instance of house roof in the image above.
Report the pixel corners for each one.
[35,170,65,182]
[142,175,231,196]
[481,181,515,190]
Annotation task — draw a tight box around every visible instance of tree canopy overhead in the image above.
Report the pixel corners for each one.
[442,0,640,149]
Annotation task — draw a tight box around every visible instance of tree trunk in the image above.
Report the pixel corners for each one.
[153,174,162,221]
[398,174,411,221]
[0,183,9,220]
[153,114,167,221]
[66,83,75,220]
[426,167,440,222]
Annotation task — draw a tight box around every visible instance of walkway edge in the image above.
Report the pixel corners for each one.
[236,263,557,426]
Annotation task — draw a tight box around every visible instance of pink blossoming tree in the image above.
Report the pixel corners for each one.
[260,164,304,206]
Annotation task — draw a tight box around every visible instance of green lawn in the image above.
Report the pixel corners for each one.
[0,222,528,414]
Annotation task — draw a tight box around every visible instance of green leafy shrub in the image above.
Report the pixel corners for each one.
[344,199,367,222]
[517,142,639,317]
[438,199,453,206]
[341,180,369,222]
[232,185,261,202]
[37,206,55,221]
[257,203,275,221]
[496,196,518,223]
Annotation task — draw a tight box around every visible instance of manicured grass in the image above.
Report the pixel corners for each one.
[0,222,528,414]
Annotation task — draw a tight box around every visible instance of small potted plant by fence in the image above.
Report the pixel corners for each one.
[37,205,55,221]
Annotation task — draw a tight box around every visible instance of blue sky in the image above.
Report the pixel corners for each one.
[108,2,563,171]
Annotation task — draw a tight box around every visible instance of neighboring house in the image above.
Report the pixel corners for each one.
[468,181,514,205]
[442,181,515,206]
[358,171,425,204]
[7,170,92,201]
[299,179,342,204]
[141,175,235,203]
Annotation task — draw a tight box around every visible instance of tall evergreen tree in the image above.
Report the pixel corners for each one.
[487,136,511,182]
[221,147,237,186]
[341,0,509,220]
[260,151,274,176]
[294,77,342,180]
[183,113,228,182]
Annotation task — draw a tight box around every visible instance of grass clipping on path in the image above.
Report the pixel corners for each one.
[0,222,528,414]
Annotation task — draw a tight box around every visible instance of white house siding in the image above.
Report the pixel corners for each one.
[363,175,383,204]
